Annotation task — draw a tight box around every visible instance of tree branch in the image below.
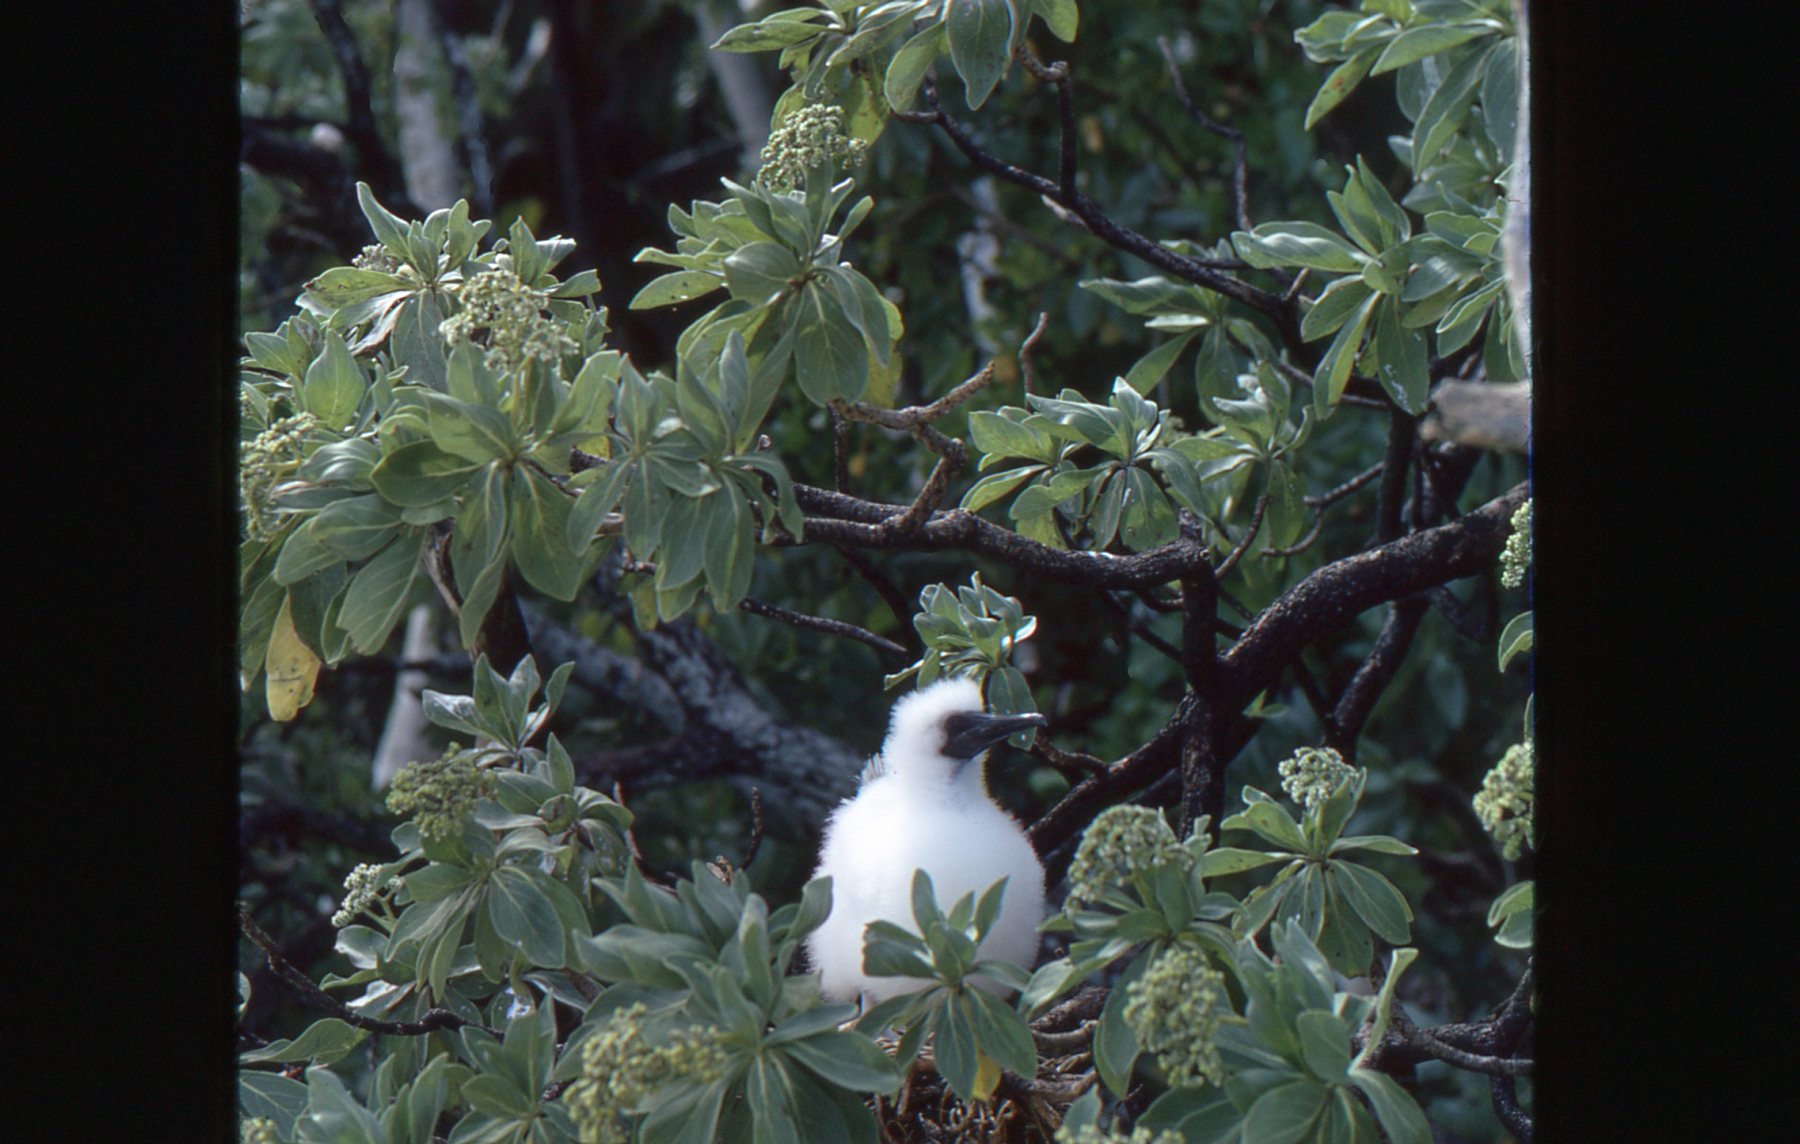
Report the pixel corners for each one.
[738,596,909,663]
[238,904,496,1037]
[1157,36,1252,233]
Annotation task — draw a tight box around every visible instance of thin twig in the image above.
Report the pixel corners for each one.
[1308,461,1385,508]
[830,405,850,492]
[1019,312,1051,398]
[1157,37,1252,233]
[1214,491,1271,578]
[238,904,497,1037]
[831,362,996,436]
[738,597,909,662]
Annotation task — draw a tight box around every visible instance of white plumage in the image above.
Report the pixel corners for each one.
[806,676,1048,1006]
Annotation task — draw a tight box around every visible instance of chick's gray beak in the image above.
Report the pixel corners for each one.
[943,711,1048,760]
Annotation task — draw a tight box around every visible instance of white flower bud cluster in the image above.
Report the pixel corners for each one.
[756,103,869,192]
[331,862,388,928]
[566,1002,732,1144]
[1500,498,1532,589]
[240,411,317,541]
[440,266,576,373]
[1123,942,1233,1089]
[1065,805,1189,909]
[1474,739,1534,860]
[1277,746,1357,812]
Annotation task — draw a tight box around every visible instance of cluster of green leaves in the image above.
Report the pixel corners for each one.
[630,157,901,410]
[238,656,637,1141]
[564,330,804,627]
[1025,808,1242,1097]
[1211,769,1419,978]
[1122,925,1431,1144]
[238,186,614,720]
[714,0,1079,117]
[573,865,902,1143]
[883,573,1037,720]
[1025,807,1433,1142]
[850,871,1039,1105]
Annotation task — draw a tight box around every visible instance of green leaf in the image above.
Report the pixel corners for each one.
[301,331,368,430]
[782,1031,905,1095]
[1242,1078,1327,1144]
[723,242,802,304]
[933,993,983,1102]
[1263,461,1308,551]
[1347,1067,1433,1144]
[791,280,868,404]
[510,465,586,601]
[748,1055,801,1144]
[1037,0,1079,42]
[1371,23,1496,75]
[240,1018,369,1065]
[306,266,412,307]
[1301,276,1376,341]
[1295,1010,1353,1084]
[1481,38,1521,156]
[298,1066,384,1144]
[1329,861,1412,945]
[1201,847,1291,876]
[1312,292,1378,416]
[1233,222,1366,272]
[338,530,427,654]
[1412,43,1494,170]
[310,494,403,562]
[487,866,565,968]
[1370,297,1429,413]
[357,182,411,254]
[371,440,484,507]
[1305,45,1381,129]
[631,269,725,309]
[240,1070,309,1134]
[1489,879,1534,949]
[273,523,343,587]
[1093,953,1147,1096]
[966,984,1038,1078]
[946,0,1014,110]
[1498,610,1533,671]
[885,24,947,111]
[1123,330,1200,395]
[424,392,519,463]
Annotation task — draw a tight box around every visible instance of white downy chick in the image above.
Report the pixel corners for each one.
[807,676,1049,1006]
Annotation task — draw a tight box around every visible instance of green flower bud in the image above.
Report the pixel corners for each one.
[331,862,389,928]
[385,746,489,842]
[240,1117,280,1144]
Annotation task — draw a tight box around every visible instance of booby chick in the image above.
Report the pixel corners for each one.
[807,676,1049,1006]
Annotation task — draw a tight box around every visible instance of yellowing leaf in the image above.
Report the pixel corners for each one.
[971,1048,1002,1104]
[264,593,321,721]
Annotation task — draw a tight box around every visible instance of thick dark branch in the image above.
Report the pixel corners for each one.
[1017,51,1077,197]
[791,486,1214,590]
[1492,1075,1533,1142]
[1218,483,1527,713]
[1327,595,1428,755]
[738,597,909,663]
[1028,694,1192,858]
[1376,407,1414,544]
[238,904,495,1037]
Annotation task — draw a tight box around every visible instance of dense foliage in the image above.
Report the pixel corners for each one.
[238,2,1533,1140]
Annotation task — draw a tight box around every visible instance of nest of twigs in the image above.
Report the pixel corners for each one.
[871,987,1109,1144]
